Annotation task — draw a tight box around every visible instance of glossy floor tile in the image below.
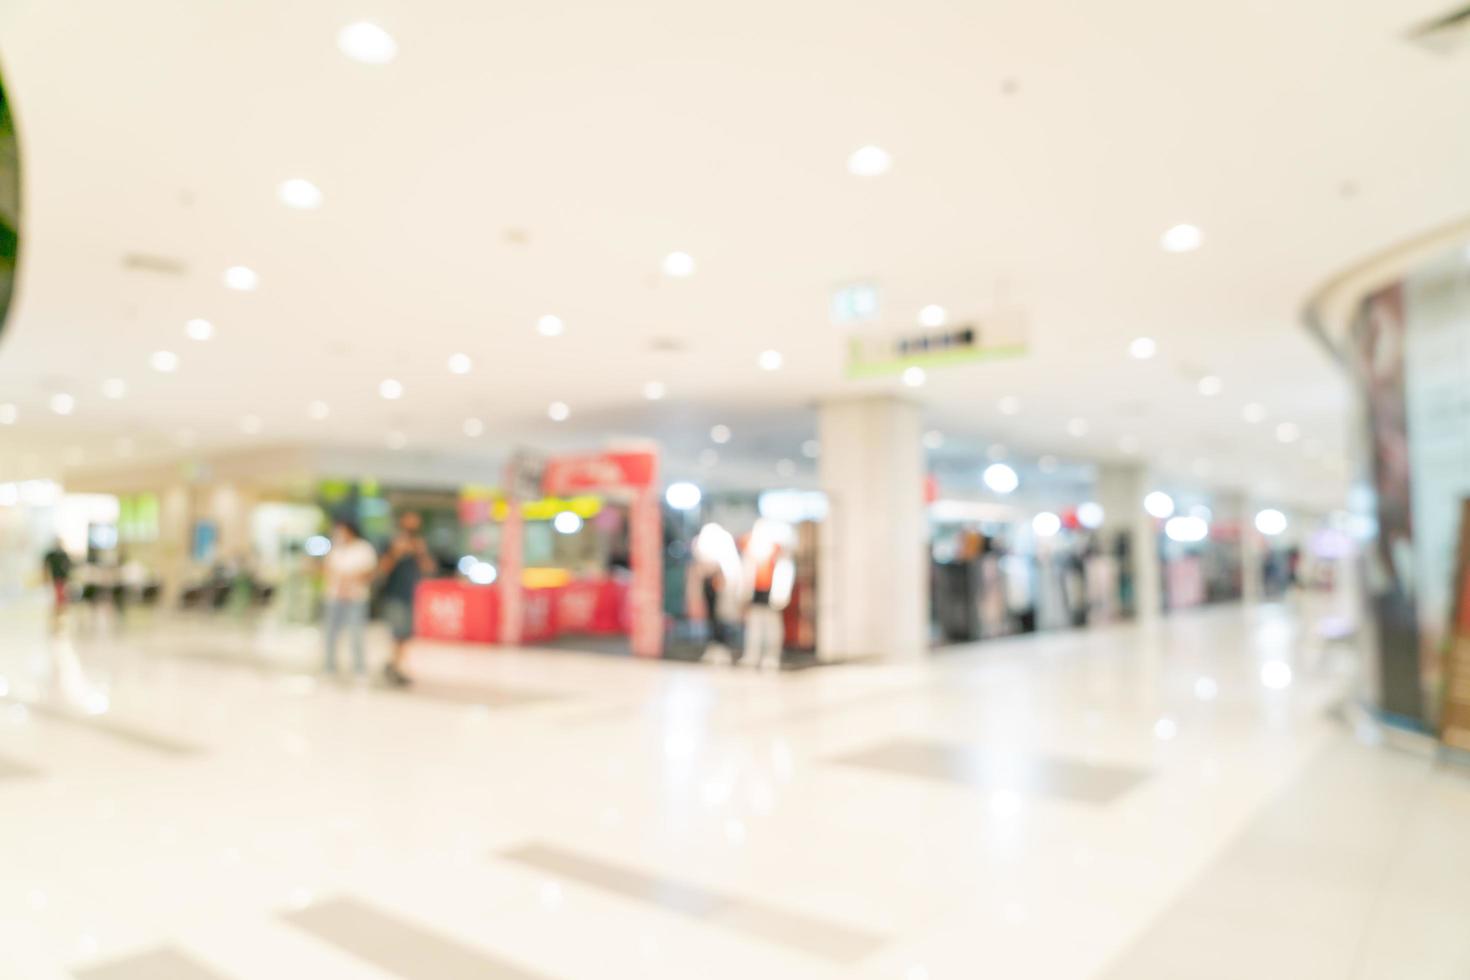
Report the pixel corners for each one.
[1,594,1467,979]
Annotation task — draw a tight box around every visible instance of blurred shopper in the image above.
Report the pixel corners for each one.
[378,511,434,686]
[741,520,794,669]
[689,523,741,662]
[41,539,72,630]
[323,520,376,678]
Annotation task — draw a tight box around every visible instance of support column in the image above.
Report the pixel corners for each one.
[1095,464,1163,622]
[817,396,927,661]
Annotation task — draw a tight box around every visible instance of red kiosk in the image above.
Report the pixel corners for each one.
[415,446,664,657]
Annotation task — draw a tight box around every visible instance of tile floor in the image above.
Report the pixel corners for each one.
[0,595,1467,979]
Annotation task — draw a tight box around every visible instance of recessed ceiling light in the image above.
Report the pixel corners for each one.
[337,21,397,65]
[49,393,75,416]
[902,366,926,387]
[1160,224,1203,253]
[847,144,892,177]
[278,178,323,210]
[710,424,731,444]
[922,430,944,450]
[1077,502,1105,529]
[801,439,821,459]
[185,318,214,341]
[0,403,17,425]
[447,353,473,375]
[151,350,180,373]
[918,304,947,328]
[1032,511,1062,537]
[1066,417,1089,437]
[240,415,263,435]
[1275,422,1300,444]
[462,418,485,438]
[548,401,570,422]
[661,251,696,278]
[1197,375,1222,396]
[101,379,127,400]
[378,379,403,400]
[998,395,1021,415]
[1144,491,1175,519]
[223,266,258,291]
[983,463,1019,495]
[1129,336,1157,359]
[386,430,407,450]
[643,381,666,401]
[1242,402,1267,423]
[537,314,564,337]
[307,400,330,421]
[758,350,783,371]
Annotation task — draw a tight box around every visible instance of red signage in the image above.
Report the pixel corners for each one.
[542,452,656,495]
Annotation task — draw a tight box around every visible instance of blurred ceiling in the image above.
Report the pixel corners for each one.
[0,0,1467,506]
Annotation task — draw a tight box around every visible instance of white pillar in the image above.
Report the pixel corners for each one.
[817,396,928,660]
[1096,464,1163,622]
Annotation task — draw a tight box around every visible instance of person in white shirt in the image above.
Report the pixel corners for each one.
[322,520,377,677]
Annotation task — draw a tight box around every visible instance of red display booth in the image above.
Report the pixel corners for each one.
[416,446,663,657]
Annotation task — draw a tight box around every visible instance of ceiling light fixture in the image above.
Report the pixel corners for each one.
[1160,224,1203,253]
[1032,512,1062,537]
[643,381,666,401]
[151,350,180,373]
[918,305,946,328]
[1197,375,1223,396]
[1255,508,1288,536]
[847,144,892,177]
[378,378,403,400]
[1144,491,1175,519]
[665,482,702,510]
[447,353,473,375]
[185,318,214,341]
[902,366,926,388]
[278,178,323,210]
[710,424,731,444]
[548,401,570,422]
[983,463,1019,495]
[101,379,127,400]
[1077,502,1105,529]
[662,252,696,278]
[337,21,398,64]
[537,314,564,337]
[223,266,258,291]
[49,393,75,416]
[1129,336,1157,360]
[758,350,783,371]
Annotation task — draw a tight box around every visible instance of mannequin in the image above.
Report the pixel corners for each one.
[741,519,794,669]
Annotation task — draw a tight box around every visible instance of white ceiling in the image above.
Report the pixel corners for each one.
[1,0,1467,508]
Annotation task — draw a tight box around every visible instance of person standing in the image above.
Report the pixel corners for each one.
[41,539,72,631]
[322,520,377,678]
[741,520,794,669]
[378,511,435,686]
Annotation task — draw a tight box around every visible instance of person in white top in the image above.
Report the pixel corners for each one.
[322,519,377,677]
